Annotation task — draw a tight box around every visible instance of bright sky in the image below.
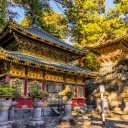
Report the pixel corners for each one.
[14,0,115,23]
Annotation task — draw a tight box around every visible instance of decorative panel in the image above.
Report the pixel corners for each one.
[28,80,42,93]
[4,40,18,51]
[77,77,84,84]
[46,81,63,104]
[10,78,24,96]
[18,36,76,63]
[45,74,63,82]
[77,86,84,98]
[66,76,75,83]
[10,64,25,76]
[28,68,42,78]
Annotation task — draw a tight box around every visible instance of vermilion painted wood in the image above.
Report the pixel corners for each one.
[15,97,86,108]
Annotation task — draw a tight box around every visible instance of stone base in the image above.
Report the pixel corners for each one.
[26,120,45,128]
[113,108,123,114]
[123,109,128,114]
[59,119,76,126]
[31,118,42,121]
[0,121,12,128]
[94,110,113,118]
[82,115,91,125]
[94,109,101,115]
[104,111,113,118]
[83,121,91,126]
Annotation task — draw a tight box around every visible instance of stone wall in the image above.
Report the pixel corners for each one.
[85,63,128,111]
[14,107,55,119]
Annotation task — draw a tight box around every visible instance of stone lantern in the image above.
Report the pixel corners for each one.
[0,95,12,127]
[27,87,46,128]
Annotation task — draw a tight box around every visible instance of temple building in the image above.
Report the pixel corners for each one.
[85,32,128,111]
[0,20,96,108]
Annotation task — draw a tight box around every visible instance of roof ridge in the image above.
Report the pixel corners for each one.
[2,19,87,54]
[30,26,84,50]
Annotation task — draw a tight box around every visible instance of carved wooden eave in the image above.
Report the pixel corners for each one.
[97,50,126,66]
[0,46,97,78]
[118,54,128,65]
[85,32,128,55]
[0,20,87,60]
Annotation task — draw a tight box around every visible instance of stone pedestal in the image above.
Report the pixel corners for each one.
[104,96,109,111]
[95,96,113,117]
[63,99,73,121]
[95,97,101,114]
[27,100,45,128]
[123,98,128,113]
[0,121,12,128]
[104,96,113,117]
[0,95,12,128]
[111,101,122,112]
[60,99,75,126]
[9,101,17,121]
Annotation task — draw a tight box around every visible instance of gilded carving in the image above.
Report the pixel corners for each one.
[77,77,84,84]
[45,74,63,82]
[17,36,78,63]
[10,78,24,96]
[66,76,75,83]
[28,80,42,93]
[10,64,25,76]
[28,67,42,78]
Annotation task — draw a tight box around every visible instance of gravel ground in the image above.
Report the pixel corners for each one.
[12,113,128,128]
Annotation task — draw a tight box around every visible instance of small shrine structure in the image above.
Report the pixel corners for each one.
[0,20,96,108]
[85,32,128,111]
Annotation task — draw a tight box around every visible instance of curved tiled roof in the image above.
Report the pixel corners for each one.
[0,20,87,55]
[8,52,92,75]
[0,46,96,76]
[24,26,86,53]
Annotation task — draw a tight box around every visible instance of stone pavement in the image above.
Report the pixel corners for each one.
[12,112,128,128]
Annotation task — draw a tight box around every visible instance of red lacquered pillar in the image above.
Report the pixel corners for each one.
[24,66,28,96]
[24,78,28,96]
[42,80,45,91]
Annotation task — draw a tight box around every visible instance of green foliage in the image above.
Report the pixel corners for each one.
[29,90,47,97]
[86,53,100,71]
[58,0,128,71]
[0,0,50,28]
[0,87,15,95]
[58,0,105,44]
[0,0,7,28]
[59,85,73,99]
[11,86,20,99]
[14,0,50,23]
[21,9,69,39]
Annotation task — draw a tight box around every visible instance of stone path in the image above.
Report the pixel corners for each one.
[12,113,128,128]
